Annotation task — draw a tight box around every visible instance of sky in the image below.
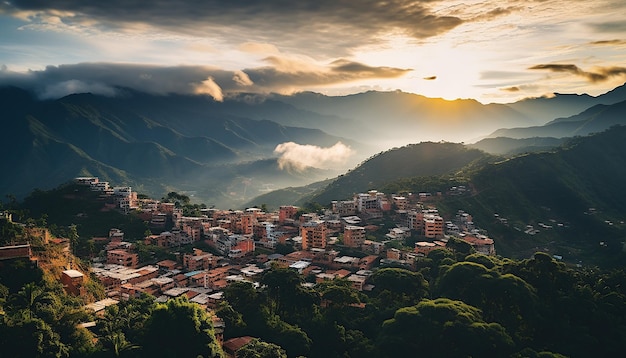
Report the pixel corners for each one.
[1,0,626,103]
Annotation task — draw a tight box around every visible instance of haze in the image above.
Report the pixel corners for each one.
[1,0,626,104]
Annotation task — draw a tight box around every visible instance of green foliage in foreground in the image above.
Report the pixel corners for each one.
[216,255,626,358]
[2,251,626,357]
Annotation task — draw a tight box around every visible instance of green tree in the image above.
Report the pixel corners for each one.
[379,298,514,358]
[0,282,8,312]
[320,284,360,309]
[215,302,247,339]
[445,237,474,258]
[100,294,155,344]
[223,281,259,317]
[436,261,538,342]
[10,282,55,320]
[236,338,287,358]
[0,317,69,358]
[141,297,223,357]
[67,224,79,255]
[261,266,319,319]
[371,268,429,298]
[100,332,139,357]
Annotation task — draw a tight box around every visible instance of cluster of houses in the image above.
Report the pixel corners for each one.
[75,177,138,213]
[4,179,498,356]
[4,180,496,303]
[73,179,495,303]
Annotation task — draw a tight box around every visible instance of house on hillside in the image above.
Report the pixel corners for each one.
[61,269,85,296]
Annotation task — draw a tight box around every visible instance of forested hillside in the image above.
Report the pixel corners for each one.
[0,86,355,208]
[3,247,624,357]
[290,142,492,207]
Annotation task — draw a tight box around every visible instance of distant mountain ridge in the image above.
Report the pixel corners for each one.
[2,82,626,208]
[272,83,626,144]
[0,86,353,207]
[485,99,626,139]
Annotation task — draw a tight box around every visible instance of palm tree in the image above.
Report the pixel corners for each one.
[102,332,139,357]
[13,282,54,320]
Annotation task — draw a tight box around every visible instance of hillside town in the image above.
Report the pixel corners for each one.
[1,176,496,354]
[70,177,494,297]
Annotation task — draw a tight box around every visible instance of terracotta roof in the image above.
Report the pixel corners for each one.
[223,336,254,354]
[185,290,200,299]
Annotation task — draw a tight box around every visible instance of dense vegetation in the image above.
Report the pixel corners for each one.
[0,270,224,357]
[2,177,626,357]
[5,250,622,357]
[468,136,566,156]
[8,183,149,250]
[436,126,626,266]
[210,253,626,358]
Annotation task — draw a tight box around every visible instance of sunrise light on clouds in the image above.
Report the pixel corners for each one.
[1,0,625,103]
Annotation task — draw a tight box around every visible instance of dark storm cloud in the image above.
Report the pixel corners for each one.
[2,1,463,53]
[529,63,626,83]
[0,60,411,99]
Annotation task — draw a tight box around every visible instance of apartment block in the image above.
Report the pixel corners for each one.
[331,200,357,216]
[424,214,444,238]
[279,205,299,223]
[343,225,366,248]
[300,220,327,250]
[107,249,139,268]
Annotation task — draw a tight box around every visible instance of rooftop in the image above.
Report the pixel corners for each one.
[63,269,84,278]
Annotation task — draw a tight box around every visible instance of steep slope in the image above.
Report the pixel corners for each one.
[440,125,626,266]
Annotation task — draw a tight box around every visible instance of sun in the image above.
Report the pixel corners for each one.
[408,43,483,101]
[349,36,484,101]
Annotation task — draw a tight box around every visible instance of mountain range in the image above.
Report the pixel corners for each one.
[252,125,626,267]
[485,99,626,140]
[1,82,626,208]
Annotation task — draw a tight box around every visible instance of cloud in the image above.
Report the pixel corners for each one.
[469,6,518,22]
[195,77,223,101]
[423,76,437,81]
[1,1,465,56]
[232,70,253,87]
[0,59,410,99]
[274,141,355,171]
[500,86,520,92]
[588,20,626,33]
[529,63,626,83]
[238,42,280,54]
[589,39,626,46]
[0,63,233,99]
[244,57,411,93]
